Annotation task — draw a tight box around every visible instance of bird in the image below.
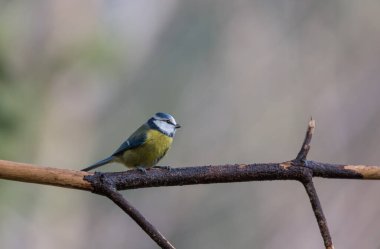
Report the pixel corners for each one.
[81,112,181,172]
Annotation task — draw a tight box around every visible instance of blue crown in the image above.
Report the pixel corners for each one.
[154,112,173,120]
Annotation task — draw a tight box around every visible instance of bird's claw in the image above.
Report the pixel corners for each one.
[137,167,147,174]
[153,165,172,171]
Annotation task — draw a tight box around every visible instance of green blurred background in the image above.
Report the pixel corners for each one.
[1,1,380,248]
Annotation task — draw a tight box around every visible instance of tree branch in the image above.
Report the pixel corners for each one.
[2,159,378,191]
[293,119,333,248]
[302,174,333,249]
[295,118,315,162]
[96,180,175,249]
[83,161,376,191]
[1,119,380,248]
[0,159,92,190]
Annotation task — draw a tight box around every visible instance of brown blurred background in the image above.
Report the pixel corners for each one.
[1,1,380,248]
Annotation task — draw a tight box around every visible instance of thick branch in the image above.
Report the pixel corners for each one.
[84,161,375,191]
[0,160,92,190]
[1,160,380,192]
[1,119,380,249]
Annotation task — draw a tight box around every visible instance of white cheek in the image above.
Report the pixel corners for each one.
[154,120,175,134]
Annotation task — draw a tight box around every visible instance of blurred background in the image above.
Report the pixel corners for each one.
[0,0,380,248]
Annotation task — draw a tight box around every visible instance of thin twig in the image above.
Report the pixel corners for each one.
[301,174,334,249]
[294,119,333,249]
[97,181,175,249]
[295,118,315,162]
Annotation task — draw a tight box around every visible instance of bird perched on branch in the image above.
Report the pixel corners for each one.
[82,112,181,172]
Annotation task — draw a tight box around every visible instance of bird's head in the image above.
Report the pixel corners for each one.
[148,112,181,137]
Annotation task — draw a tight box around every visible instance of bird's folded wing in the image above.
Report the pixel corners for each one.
[111,124,148,156]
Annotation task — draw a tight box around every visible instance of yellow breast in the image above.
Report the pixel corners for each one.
[121,130,173,168]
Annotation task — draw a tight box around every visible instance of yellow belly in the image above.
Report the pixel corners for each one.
[121,130,173,168]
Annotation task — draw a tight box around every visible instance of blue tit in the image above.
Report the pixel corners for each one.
[82,112,181,172]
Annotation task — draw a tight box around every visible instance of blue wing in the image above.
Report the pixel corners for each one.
[111,124,148,157]
[81,124,149,171]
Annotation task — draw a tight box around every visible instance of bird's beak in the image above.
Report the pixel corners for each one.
[175,124,181,129]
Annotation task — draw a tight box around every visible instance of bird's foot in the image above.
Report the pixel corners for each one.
[153,165,172,171]
[137,167,147,174]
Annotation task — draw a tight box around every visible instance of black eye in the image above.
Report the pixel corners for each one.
[166,120,172,124]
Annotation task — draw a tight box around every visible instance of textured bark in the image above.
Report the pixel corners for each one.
[2,119,380,249]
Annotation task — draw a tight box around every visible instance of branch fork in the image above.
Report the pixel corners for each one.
[87,118,333,249]
[3,118,380,249]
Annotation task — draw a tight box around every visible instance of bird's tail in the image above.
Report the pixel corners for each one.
[81,156,114,171]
